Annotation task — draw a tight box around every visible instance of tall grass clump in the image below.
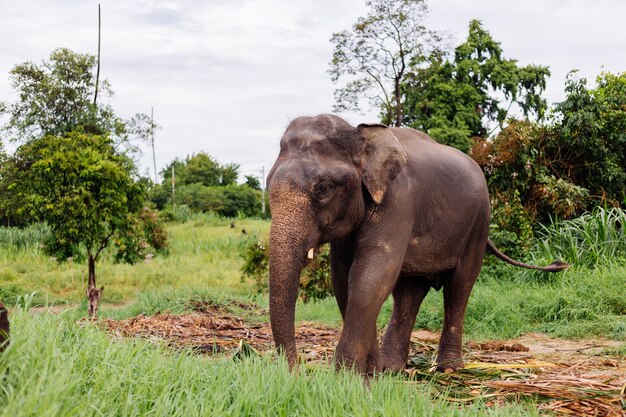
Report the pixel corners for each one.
[0,223,51,258]
[530,207,626,269]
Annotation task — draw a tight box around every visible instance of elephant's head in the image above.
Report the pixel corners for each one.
[266,114,407,365]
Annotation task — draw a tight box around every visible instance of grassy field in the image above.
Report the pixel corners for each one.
[1,212,625,416]
[0,217,270,306]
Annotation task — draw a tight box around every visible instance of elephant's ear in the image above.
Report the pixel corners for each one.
[356,123,408,204]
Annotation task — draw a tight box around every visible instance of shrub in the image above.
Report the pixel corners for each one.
[240,240,269,293]
[241,240,333,302]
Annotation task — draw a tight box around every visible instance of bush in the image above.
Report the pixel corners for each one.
[113,207,169,264]
[241,241,333,302]
[240,240,269,293]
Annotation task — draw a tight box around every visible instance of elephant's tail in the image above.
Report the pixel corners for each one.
[486,239,569,272]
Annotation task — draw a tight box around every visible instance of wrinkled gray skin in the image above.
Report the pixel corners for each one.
[267,114,566,374]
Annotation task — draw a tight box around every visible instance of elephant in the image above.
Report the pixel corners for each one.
[266,114,568,374]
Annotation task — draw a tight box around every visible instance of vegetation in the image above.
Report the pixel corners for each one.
[402,20,550,152]
[329,0,443,126]
[2,133,162,317]
[242,242,333,302]
[0,213,624,415]
[0,48,166,317]
[150,152,264,218]
[0,47,152,150]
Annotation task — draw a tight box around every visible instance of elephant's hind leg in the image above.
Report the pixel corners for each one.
[380,277,430,371]
[436,234,487,372]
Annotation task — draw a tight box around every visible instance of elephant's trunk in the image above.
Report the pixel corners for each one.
[268,187,316,367]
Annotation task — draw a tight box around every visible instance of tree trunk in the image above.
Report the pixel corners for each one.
[0,303,9,352]
[394,77,402,127]
[86,254,104,319]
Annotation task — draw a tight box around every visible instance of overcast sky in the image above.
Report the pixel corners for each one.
[1,0,625,183]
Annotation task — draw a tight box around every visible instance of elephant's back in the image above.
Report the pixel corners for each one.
[392,127,487,196]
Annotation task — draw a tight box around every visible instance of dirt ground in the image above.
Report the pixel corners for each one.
[101,302,626,416]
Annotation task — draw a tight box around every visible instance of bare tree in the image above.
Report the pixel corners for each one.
[329,0,443,126]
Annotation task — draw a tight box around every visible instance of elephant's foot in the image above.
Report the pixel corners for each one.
[435,353,464,373]
[335,339,382,375]
[380,350,408,372]
[365,348,381,375]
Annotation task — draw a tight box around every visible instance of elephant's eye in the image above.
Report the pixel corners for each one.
[314,181,335,199]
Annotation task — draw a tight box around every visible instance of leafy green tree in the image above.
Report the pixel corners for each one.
[161,153,239,187]
[550,71,626,203]
[0,48,152,149]
[471,120,588,255]
[176,183,225,213]
[244,175,261,190]
[329,0,442,126]
[219,184,261,218]
[403,19,550,151]
[470,72,626,254]
[6,132,147,318]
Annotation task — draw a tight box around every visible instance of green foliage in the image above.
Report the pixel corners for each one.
[550,71,626,205]
[530,207,626,269]
[403,20,550,151]
[241,241,334,302]
[155,153,262,218]
[168,183,262,218]
[469,71,626,250]
[488,190,535,259]
[0,223,51,251]
[244,174,261,190]
[139,207,168,251]
[6,132,146,262]
[113,208,169,264]
[300,246,334,302]
[175,183,226,213]
[162,152,239,187]
[329,0,442,126]
[219,184,262,217]
[472,120,590,248]
[0,311,539,417]
[0,48,152,148]
[240,240,269,293]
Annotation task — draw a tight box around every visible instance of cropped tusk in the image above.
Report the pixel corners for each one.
[307,247,315,259]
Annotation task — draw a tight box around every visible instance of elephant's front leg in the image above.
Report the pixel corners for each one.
[334,240,407,374]
[330,243,353,320]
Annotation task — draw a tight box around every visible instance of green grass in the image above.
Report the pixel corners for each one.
[0,217,269,305]
[531,206,626,269]
[0,310,538,417]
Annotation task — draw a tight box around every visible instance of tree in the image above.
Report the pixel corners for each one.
[0,48,152,149]
[550,71,626,203]
[244,175,261,190]
[161,153,239,187]
[469,71,626,254]
[6,132,146,318]
[403,20,550,151]
[329,0,442,126]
